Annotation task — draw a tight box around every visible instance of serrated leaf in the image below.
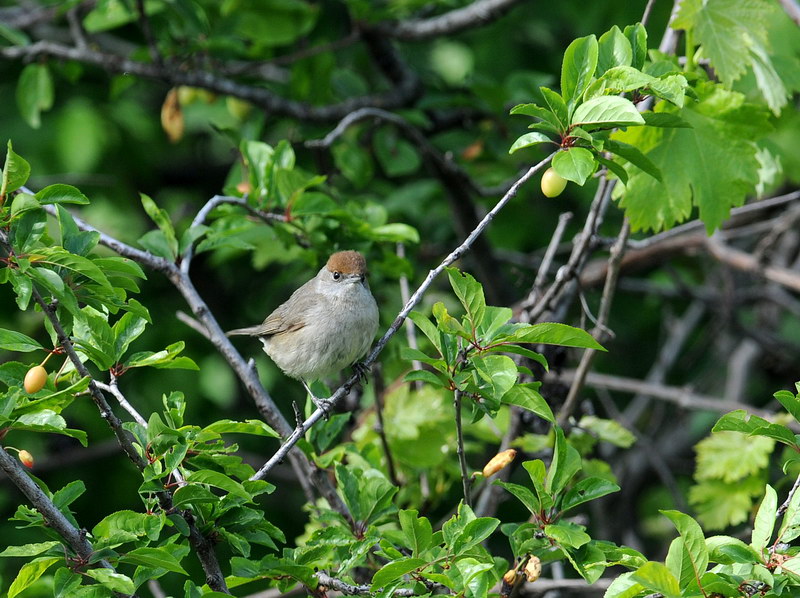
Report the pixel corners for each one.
[0,541,60,557]
[399,510,433,556]
[186,470,251,499]
[624,23,648,70]
[614,86,769,233]
[84,568,135,594]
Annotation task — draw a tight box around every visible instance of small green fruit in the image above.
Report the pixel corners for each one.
[541,167,567,197]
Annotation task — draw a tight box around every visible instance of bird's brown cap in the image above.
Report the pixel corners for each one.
[326,250,367,275]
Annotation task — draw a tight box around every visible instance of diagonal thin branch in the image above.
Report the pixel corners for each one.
[378,0,524,40]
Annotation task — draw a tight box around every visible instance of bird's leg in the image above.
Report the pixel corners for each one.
[352,361,371,384]
[301,379,333,418]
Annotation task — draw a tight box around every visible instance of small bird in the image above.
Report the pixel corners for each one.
[228,250,379,409]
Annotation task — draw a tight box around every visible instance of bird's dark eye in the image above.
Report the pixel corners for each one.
[333,271,341,280]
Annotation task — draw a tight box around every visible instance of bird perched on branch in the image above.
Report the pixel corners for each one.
[228,250,379,410]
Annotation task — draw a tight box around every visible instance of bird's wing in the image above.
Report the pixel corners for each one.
[238,281,321,337]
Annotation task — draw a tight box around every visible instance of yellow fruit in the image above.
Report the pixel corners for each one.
[541,167,567,197]
[482,448,517,477]
[24,365,47,394]
[226,96,253,121]
[177,86,199,106]
[18,450,34,468]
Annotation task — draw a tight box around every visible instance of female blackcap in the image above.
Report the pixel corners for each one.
[228,251,379,406]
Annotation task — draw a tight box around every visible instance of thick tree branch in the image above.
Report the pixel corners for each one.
[377,0,524,40]
[0,446,118,573]
[0,40,420,121]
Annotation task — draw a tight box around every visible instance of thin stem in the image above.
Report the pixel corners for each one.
[372,366,399,486]
[454,389,471,508]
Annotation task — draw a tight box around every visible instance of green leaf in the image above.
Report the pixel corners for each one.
[578,415,636,448]
[572,96,644,130]
[371,557,427,589]
[12,410,87,446]
[603,571,645,598]
[37,247,112,290]
[10,193,40,219]
[186,470,251,499]
[615,86,769,233]
[597,26,632,74]
[172,484,220,508]
[374,127,421,177]
[120,547,188,575]
[2,141,31,195]
[8,556,61,598]
[472,354,516,403]
[202,419,279,438]
[751,485,777,552]
[661,510,709,589]
[774,389,800,422]
[0,328,43,352]
[630,561,680,598]
[624,23,648,70]
[367,223,420,244]
[403,369,447,388]
[406,311,442,355]
[16,63,54,129]
[512,322,604,350]
[399,509,433,556]
[540,87,569,130]
[84,568,135,594]
[706,535,761,564]
[0,541,61,557]
[502,384,554,423]
[561,35,598,108]
[494,481,540,514]
[673,0,774,86]
[452,517,500,552]
[508,132,553,154]
[641,112,691,128]
[545,521,590,548]
[694,430,773,483]
[446,267,486,329]
[126,341,198,370]
[140,193,178,258]
[552,148,596,186]
[546,427,582,495]
[561,477,620,512]
[605,139,662,181]
[35,184,90,205]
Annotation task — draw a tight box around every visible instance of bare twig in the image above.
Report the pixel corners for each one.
[1,41,419,122]
[706,234,800,292]
[779,472,800,516]
[379,0,523,40]
[95,379,147,427]
[533,212,573,291]
[558,220,630,426]
[778,0,800,25]
[250,152,556,480]
[558,369,777,419]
